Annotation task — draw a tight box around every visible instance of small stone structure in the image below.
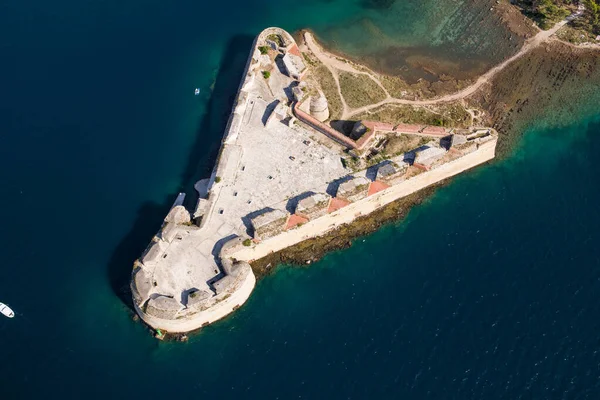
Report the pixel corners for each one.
[336,176,371,203]
[412,144,447,170]
[295,192,332,220]
[309,92,330,122]
[292,86,305,102]
[376,162,409,185]
[141,240,168,267]
[250,209,290,240]
[165,205,191,224]
[266,101,289,127]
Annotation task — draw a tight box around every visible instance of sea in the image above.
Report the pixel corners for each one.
[1,0,600,398]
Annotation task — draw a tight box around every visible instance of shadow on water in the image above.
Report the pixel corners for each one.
[107,34,256,309]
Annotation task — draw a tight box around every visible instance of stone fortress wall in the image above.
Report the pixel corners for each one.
[130,26,498,336]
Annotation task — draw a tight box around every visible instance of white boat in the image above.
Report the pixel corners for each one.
[194,88,200,95]
[0,303,14,318]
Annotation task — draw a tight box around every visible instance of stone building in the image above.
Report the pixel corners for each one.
[413,144,447,169]
[295,192,331,220]
[336,176,371,203]
[282,45,307,80]
[266,101,289,127]
[292,86,305,102]
[250,209,290,240]
[141,239,168,267]
[376,161,409,185]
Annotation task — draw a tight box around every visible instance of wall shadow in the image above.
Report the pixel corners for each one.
[107,34,256,309]
[285,191,316,214]
[326,175,354,197]
[241,207,275,237]
[107,197,177,309]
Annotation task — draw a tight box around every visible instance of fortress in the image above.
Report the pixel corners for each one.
[130,28,498,335]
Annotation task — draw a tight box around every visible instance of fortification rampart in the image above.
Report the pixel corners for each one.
[229,137,497,262]
[131,26,498,336]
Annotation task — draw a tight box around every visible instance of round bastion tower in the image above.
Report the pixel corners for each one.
[310,91,330,122]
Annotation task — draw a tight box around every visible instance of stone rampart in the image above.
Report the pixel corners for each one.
[228,137,497,263]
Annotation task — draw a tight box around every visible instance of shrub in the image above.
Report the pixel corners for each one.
[215,176,221,183]
[262,71,271,79]
[258,46,270,55]
[242,239,252,247]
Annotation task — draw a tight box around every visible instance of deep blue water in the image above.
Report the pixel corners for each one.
[1,1,600,398]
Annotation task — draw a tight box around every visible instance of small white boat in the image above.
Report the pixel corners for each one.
[0,302,14,318]
[194,88,200,95]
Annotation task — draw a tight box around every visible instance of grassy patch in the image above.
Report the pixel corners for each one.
[382,134,431,156]
[353,103,471,128]
[339,72,387,109]
[556,23,599,44]
[267,34,284,47]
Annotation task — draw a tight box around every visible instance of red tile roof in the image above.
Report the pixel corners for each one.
[367,181,390,196]
[394,123,423,134]
[285,214,309,230]
[288,44,301,57]
[327,197,350,213]
[362,120,395,132]
[420,126,447,136]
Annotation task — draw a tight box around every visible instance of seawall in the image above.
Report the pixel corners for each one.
[229,138,496,263]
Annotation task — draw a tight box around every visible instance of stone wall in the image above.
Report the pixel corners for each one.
[228,137,497,263]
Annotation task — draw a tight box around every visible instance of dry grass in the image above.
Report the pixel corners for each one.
[555,25,599,45]
[307,63,343,121]
[380,74,470,99]
[382,134,431,156]
[354,103,472,128]
[339,72,387,109]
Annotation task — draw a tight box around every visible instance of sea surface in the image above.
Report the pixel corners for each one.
[1,0,600,398]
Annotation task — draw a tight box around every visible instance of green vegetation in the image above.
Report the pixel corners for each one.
[215,176,221,183]
[583,0,600,34]
[267,34,284,47]
[515,0,600,35]
[342,156,362,171]
[258,46,270,55]
[242,239,252,247]
[262,70,271,79]
[514,0,572,29]
[338,72,387,109]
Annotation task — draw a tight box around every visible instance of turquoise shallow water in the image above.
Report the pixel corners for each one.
[1,0,600,398]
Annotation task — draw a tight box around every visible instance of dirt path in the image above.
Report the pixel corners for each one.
[303,32,391,118]
[304,16,574,120]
